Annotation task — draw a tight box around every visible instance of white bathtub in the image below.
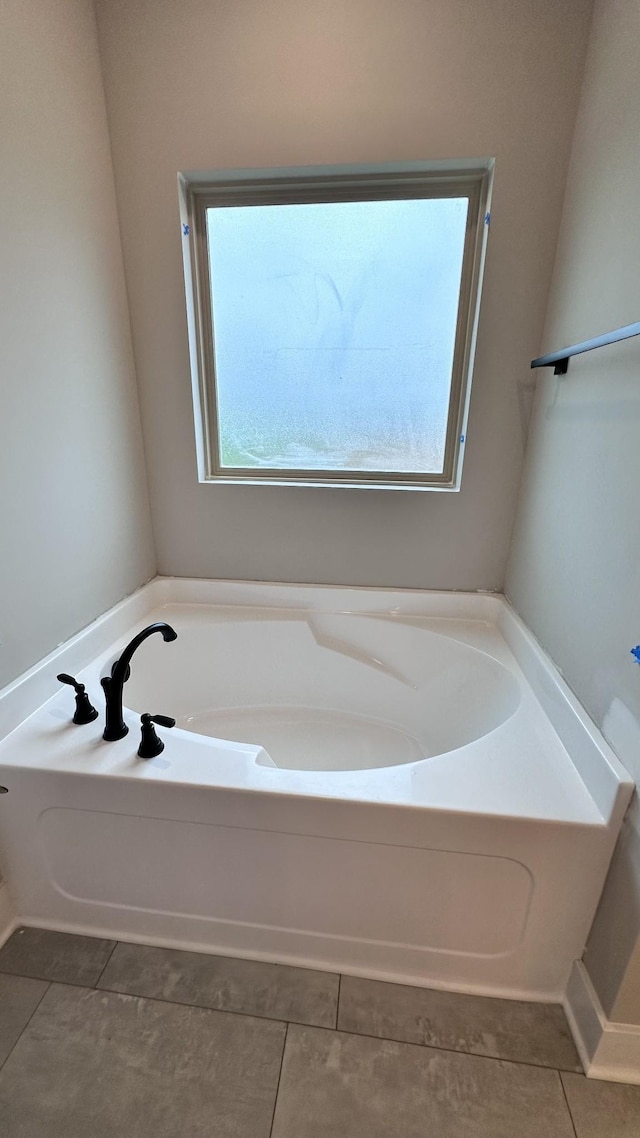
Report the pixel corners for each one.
[0,578,633,1001]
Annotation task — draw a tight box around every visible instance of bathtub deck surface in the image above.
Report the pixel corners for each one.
[0,579,631,828]
[0,926,637,1138]
[0,603,611,826]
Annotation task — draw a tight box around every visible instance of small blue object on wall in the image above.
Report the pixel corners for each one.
[631,646,640,665]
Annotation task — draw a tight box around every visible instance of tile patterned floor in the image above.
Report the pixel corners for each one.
[0,928,638,1136]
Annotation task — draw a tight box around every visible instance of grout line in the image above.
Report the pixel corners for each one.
[59,978,290,1028]
[269,1022,289,1138]
[335,973,342,1030]
[0,972,109,991]
[93,940,119,989]
[262,1019,585,1076]
[0,981,50,1073]
[559,1071,580,1138]
[94,981,305,1029]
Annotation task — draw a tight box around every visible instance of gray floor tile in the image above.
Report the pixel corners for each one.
[0,975,48,1067]
[271,1024,576,1138]
[0,982,285,1138]
[339,974,582,1070]
[98,940,339,1027]
[562,1072,640,1136]
[0,927,115,986]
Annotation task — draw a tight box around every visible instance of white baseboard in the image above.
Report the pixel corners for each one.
[564,960,640,1084]
[0,881,18,948]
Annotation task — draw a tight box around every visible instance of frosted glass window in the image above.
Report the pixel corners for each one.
[206,198,467,475]
[181,164,492,488]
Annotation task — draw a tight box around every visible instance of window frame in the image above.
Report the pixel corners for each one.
[180,161,493,490]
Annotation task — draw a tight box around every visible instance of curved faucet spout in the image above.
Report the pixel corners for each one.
[102,622,177,741]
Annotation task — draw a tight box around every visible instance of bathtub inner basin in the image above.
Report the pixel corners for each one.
[123,607,521,771]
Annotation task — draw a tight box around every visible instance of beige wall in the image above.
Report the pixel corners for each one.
[506,0,640,1023]
[95,0,592,590]
[0,0,155,689]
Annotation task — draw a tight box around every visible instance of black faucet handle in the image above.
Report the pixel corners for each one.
[56,674,99,725]
[147,714,176,728]
[57,673,83,691]
[138,713,175,759]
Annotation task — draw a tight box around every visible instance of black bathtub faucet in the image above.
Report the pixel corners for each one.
[101,622,177,742]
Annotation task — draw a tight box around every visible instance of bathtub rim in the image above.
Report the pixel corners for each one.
[0,576,633,832]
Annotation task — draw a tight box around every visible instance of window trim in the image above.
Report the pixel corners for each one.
[179,161,493,491]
